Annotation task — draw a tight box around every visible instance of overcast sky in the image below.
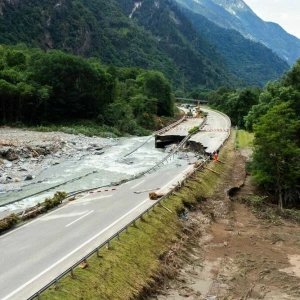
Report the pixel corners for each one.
[243,0,300,38]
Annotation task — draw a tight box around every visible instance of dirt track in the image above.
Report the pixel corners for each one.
[151,146,300,299]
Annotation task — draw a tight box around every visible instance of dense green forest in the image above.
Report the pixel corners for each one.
[0,45,174,135]
[116,0,238,91]
[0,0,298,210]
[0,0,239,90]
[208,60,300,209]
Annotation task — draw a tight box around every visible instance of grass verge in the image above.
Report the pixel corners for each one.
[39,144,230,300]
[236,130,254,149]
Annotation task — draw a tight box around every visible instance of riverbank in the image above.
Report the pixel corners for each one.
[0,125,191,219]
[149,135,300,300]
[38,129,300,300]
[0,127,112,196]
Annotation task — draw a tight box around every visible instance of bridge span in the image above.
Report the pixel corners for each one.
[175,97,208,104]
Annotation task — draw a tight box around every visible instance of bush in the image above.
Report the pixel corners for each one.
[43,191,67,210]
[0,214,20,233]
[188,126,199,135]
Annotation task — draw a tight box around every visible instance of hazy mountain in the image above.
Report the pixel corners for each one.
[175,0,300,65]
[179,6,289,86]
[116,0,239,90]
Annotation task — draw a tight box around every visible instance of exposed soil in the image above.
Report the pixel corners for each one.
[150,148,300,299]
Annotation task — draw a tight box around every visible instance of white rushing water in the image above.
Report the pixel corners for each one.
[0,136,195,215]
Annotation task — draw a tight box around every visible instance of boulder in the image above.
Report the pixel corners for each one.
[24,175,33,181]
[6,176,13,183]
[36,146,51,156]
[94,151,104,155]
[5,149,18,161]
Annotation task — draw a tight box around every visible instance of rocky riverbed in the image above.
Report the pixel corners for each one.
[0,127,190,216]
[0,127,113,199]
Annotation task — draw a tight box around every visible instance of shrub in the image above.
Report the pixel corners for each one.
[0,214,20,233]
[188,126,199,135]
[43,191,66,210]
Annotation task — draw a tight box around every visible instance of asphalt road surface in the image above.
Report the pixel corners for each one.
[190,108,231,153]
[0,164,192,299]
[0,108,230,299]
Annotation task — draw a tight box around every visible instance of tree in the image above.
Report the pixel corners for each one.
[5,50,26,68]
[140,70,173,116]
[251,102,300,209]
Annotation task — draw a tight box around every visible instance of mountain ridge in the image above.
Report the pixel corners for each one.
[175,0,300,65]
[0,0,292,89]
[179,5,289,86]
[0,0,239,90]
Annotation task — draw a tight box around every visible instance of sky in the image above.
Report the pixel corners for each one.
[243,0,300,38]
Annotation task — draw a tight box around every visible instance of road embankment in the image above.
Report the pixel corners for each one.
[39,131,237,300]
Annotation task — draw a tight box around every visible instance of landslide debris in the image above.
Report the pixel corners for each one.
[149,141,300,300]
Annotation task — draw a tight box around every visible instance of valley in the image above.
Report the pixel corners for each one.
[0,0,299,299]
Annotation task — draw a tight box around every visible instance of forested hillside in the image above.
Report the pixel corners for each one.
[208,59,300,209]
[0,45,174,134]
[248,61,300,209]
[0,0,238,90]
[175,0,300,66]
[116,0,238,91]
[180,7,289,86]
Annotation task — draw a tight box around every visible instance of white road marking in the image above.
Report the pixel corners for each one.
[66,211,94,227]
[0,205,68,240]
[2,197,150,300]
[75,194,113,204]
[130,180,145,189]
[2,165,191,300]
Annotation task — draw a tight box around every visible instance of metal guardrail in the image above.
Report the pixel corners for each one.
[27,111,228,299]
[155,115,186,136]
[123,115,186,158]
[0,171,98,208]
[130,117,207,179]
[1,117,187,210]
[28,156,210,300]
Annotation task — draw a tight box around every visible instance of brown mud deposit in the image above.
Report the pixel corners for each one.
[150,148,300,299]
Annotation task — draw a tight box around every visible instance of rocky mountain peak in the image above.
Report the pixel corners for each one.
[211,0,248,11]
[177,0,300,65]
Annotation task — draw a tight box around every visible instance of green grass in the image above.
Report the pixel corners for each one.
[30,121,149,138]
[236,130,254,149]
[40,141,231,300]
[32,124,122,138]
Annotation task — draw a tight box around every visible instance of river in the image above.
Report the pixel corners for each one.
[0,135,195,216]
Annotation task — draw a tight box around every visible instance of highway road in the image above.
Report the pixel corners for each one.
[0,164,192,299]
[0,108,230,299]
[190,108,231,153]
[160,117,205,137]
